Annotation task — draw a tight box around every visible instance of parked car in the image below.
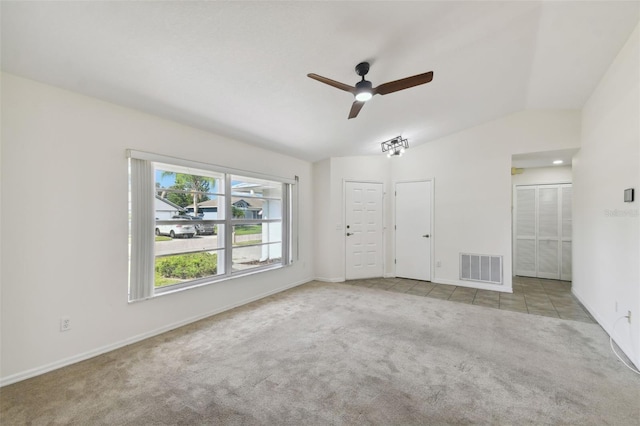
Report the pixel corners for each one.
[172,215,216,235]
[155,217,196,238]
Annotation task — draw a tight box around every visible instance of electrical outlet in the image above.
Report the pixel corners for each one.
[60,317,71,332]
[436,260,442,267]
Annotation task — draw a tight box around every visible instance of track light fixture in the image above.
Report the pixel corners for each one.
[381,136,409,158]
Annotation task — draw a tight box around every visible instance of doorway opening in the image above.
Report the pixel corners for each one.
[511,149,576,290]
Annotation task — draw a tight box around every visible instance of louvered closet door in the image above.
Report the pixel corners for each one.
[537,187,560,279]
[514,184,572,281]
[515,187,536,277]
[560,185,572,281]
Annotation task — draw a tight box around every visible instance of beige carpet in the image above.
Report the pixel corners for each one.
[1,281,639,425]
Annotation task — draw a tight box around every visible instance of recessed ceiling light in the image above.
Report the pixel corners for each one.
[553,160,563,165]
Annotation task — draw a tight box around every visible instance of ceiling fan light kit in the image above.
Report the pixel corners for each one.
[354,80,373,102]
[354,91,373,102]
[307,61,433,119]
[354,62,373,102]
[381,136,409,158]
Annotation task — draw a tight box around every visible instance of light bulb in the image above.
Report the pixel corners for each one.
[355,91,372,102]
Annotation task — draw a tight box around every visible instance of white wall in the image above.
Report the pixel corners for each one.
[312,159,333,281]
[313,111,581,290]
[391,111,581,291]
[512,165,572,186]
[573,23,639,367]
[0,73,314,385]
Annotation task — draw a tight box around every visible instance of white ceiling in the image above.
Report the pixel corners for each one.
[2,1,638,162]
[512,148,579,169]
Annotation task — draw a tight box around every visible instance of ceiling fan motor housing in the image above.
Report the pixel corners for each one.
[355,79,373,101]
[356,80,372,91]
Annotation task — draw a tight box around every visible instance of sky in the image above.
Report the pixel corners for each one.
[155,170,223,194]
[155,170,175,188]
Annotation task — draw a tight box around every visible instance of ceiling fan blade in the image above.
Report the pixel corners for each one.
[348,101,365,119]
[374,71,434,96]
[307,73,355,93]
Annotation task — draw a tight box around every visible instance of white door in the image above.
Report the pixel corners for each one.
[560,186,572,281]
[514,187,537,277]
[514,184,572,280]
[345,181,384,279]
[537,186,560,279]
[395,181,432,281]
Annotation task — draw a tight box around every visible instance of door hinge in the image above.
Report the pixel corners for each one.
[394,259,397,264]
[394,225,397,230]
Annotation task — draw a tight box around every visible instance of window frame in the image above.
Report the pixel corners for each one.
[127,150,296,302]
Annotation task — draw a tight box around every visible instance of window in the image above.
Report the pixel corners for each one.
[128,150,296,301]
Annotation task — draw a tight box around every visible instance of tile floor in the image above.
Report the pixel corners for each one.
[345,275,595,323]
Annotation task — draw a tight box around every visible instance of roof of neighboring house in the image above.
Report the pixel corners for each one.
[186,199,218,209]
[185,198,264,209]
[155,195,185,211]
[233,198,263,209]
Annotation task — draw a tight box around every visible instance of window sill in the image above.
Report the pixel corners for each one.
[131,262,289,303]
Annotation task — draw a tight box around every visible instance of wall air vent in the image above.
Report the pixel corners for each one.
[460,253,503,285]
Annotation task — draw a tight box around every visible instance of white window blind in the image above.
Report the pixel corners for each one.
[129,158,155,301]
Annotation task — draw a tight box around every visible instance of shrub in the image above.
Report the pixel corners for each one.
[156,252,217,279]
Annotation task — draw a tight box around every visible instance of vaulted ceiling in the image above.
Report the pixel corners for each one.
[2,1,638,162]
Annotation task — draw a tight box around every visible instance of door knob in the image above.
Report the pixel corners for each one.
[346,232,353,236]
[422,234,430,238]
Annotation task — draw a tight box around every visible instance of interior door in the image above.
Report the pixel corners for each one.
[395,181,432,281]
[514,187,537,277]
[514,184,572,280]
[536,186,560,279]
[560,186,572,281]
[345,181,384,280]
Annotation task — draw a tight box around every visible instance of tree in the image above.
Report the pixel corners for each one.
[156,182,167,198]
[165,186,193,208]
[160,172,214,215]
[232,205,245,218]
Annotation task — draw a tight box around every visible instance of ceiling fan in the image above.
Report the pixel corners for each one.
[307,62,434,119]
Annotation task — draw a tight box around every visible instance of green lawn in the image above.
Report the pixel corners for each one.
[154,252,218,288]
[234,225,262,235]
[234,240,262,246]
[155,270,182,287]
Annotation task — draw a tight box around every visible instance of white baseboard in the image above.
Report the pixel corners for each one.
[433,277,513,293]
[0,278,311,387]
[315,273,514,293]
[313,276,345,283]
[572,288,639,370]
